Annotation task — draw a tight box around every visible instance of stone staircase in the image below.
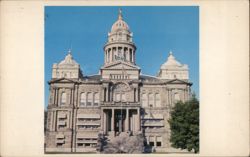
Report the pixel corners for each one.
[106,131,132,143]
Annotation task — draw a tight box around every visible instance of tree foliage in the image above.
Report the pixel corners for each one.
[168,95,199,153]
[97,133,145,154]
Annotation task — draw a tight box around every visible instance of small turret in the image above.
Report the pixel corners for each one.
[157,51,189,80]
[52,49,83,79]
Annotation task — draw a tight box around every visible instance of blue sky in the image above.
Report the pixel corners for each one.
[45,6,199,106]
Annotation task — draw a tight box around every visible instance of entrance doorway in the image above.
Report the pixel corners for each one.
[114,109,126,132]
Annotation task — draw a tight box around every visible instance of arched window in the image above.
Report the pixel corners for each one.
[148,93,154,107]
[155,93,161,107]
[80,93,86,106]
[94,93,99,106]
[61,92,66,106]
[142,93,147,107]
[87,92,92,106]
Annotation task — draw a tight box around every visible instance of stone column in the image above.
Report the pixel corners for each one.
[50,111,53,131]
[111,109,114,131]
[125,108,129,131]
[72,108,77,152]
[72,85,78,152]
[110,87,113,102]
[102,87,105,102]
[101,109,104,130]
[74,85,78,107]
[106,87,109,102]
[103,110,107,134]
[137,108,141,131]
[53,110,57,131]
[135,88,138,102]
[55,88,58,105]
[133,50,135,63]
[109,49,112,63]
[53,88,56,104]
[69,89,71,105]
[67,111,70,129]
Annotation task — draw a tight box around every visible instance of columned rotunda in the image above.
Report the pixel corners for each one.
[45,10,192,153]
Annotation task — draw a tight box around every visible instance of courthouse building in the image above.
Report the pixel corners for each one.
[45,10,192,153]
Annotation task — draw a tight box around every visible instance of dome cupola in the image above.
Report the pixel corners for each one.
[111,9,130,33]
[103,9,137,66]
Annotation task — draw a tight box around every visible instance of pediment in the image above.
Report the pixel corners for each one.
[102,61,140,70]
[166,79,192,85]
[49,77,78,84]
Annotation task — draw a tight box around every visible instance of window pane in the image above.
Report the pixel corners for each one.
[156,142,161,147]
[61,92,66,105]
[80,92,86,106]
[94,92,99,106]
[87,93,92,106]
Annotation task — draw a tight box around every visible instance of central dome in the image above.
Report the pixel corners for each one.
[111,9,130,32]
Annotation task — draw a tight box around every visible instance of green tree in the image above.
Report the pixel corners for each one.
[168,95,199,153]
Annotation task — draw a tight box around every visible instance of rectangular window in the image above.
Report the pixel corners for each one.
[77,143,83,147]
[156,142,161,147]
[149,136,155,146]
[149,142,154,146]
[156,136,162,147]
[80,92,86,106]
[58,125,65,129]
[87,93,92,106]
[59,118,65,121]
[94,92,99,106]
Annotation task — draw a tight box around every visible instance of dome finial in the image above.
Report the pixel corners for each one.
[118,8,123,20]
[68,40,72,54]
[68,48,72,54]
[169,50,173,56]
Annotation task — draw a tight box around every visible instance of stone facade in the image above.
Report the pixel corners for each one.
[45,10,192,153]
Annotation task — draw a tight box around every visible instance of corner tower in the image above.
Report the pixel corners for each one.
[100,9,140,80]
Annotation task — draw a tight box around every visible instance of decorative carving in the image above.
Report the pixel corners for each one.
[113,82,131,92]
